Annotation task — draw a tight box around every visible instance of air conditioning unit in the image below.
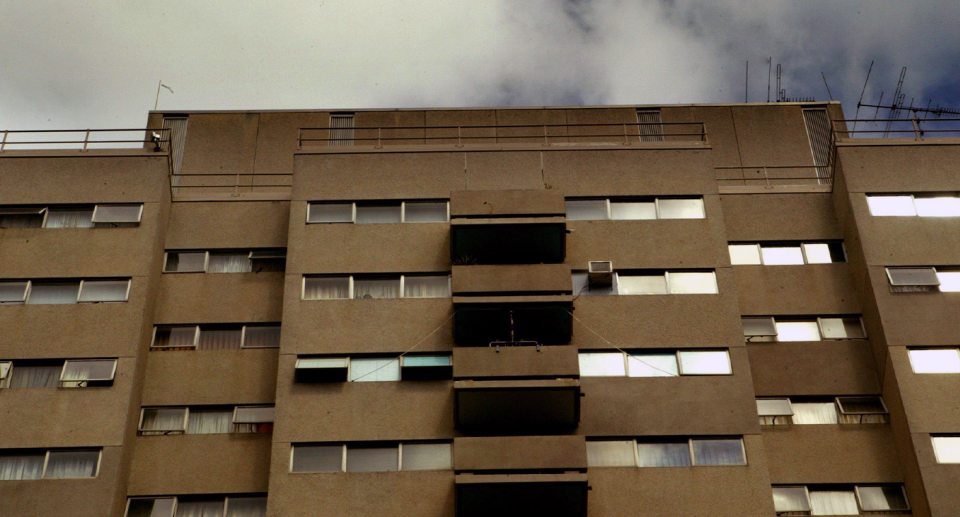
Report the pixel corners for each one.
[587,261,613,286]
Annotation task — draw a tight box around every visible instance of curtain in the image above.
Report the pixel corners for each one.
[636,443,691,467]
[207,254,252,273]
[78,280,128,302]
[691,439,745,466]
[346,447,398,472]
[404,202,447,223]
[403,276,449,298]
[44,450,100,478]
[772,487,811,512]
[225,497,267,517]
[809,490,859,516]
[140,408,187,434]
[354,278,400,299]
[304,277,349,300]
[27,283,79,304]
[9,365,62,388]
[175,500,224,517]
[44,209,94,228]
[242,326,280,348]
[627,353,678,377]
[349,358,400,382]
[197,328,243,350]
[60,360,115,386]
[857,486,908,511]
[356,205,402,224]
[792,403,839,425]
[586,441,636,467]
[186,409,233,434]
[0,453,44,480]
[154,327,198,348]
[401,443,451,471]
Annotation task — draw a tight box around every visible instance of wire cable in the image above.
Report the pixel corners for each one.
[348,309,457,382]
[568,310,679,377]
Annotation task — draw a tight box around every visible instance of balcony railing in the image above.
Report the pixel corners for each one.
[716,164,832,192]
[298,122,707,148]
[0,128,172,152]
[832,118,960,140]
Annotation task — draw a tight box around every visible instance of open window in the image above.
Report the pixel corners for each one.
[164,251,208,273]
[138,407,188,435]
[855,485,910,512]
[125,497,177,517]
[400,355,452,381]
[241,325,281,349]
[836,396,889,424]
[932,436,960,463]
[59,359,117,388]
[151,326,200,350]
[91,204,143,226]
[887,267,940,292]
[0,362,9,387]
[757,398,794,425]
[0,281,30,305]
[233,406,275,433]
[295,357,348,383]
[772,486,812,514]
[78,279,130,303]
[26,281,81,304]
[248,250,286,272]
[44,207,95,228]
[0,207,45,228]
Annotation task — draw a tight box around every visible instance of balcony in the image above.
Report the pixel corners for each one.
[454,378,580,435]
[452,296,573,346]
[455,472,588,517]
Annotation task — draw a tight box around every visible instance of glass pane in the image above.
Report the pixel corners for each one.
[0,281,29,303]
[775,321,821,342]
[296,358,348,369]
[127,498,177,517]
[617,274,667,295]
[757,399,793,417]
[691,439,745,465]
[165,252,207,272]
[197,328,243,351]
[586,441,636,467]
[792,402,839,424]
[61,360,116,381]
[307,203,353,223]
[207,253,252,274]
[909,349,960,373]
[349,357,400,382]
[403,355,451,367]
[915,196,960,217]
[742,317,777,337]
[679,351,730,375]
[936,271,960,292]
[292,445,342,472]
[610,201,656,220]
[887,267,940,286]
[186,409,234,434]
[243,326,281,348]
[404,202,448,223]
[578,353,625,377]
[44,208,95,228]
[728,245,761,265]
[626,353,678,377]
[858,486,909,511]
[668,272,717,294]
[636,442,690,467]
[8,365,62,388]
[404,276,450,298]
[140,408,187,433]
[303,277,350,300]
[565,199,608,220]
[820,318,865,339]
[401,443,452,471]
[27,282,79,304]
[836,396,886,415]
[175,500,224,517]
[773,487,811,512]
[225,497,267,517]
[867,195,916,216]
[45,450,100,478]
[234,406,275,424]
[932,436,960,463]
[802,243,835,264]
[760,246,804,265]
[78,280,129,302]
[0,452,44,480]
[153,327,197,348]
[92,205,142,223]
[810,490,859,515]
[354,278,400,299]
[658,198,704,219]
[356,204,402,224]
[346,446,398,472]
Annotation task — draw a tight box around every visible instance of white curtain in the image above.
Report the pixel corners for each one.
[44,450,99,478]
[27,283,79,304]
[350,358,400,382]
[225,497,267,517]
[636,443,691,467]
[175,500,224,517]
[586,441,636,467]
[691,439,745,465]
[403,276,449,298]
[44,209,94,228]
[141,408,187,433]
[186,409,234,434]
[207,254,252,273]
[242,326,280,348]
[354,278,400,299]
[304,277,350,300]
[8,365,62,388]
[78,280,128,302]
[197,328,243,350]
[0,453,44,480]
[792,403,839,425]
[810,490,859,516]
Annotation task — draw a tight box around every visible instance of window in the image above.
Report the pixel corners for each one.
[0,359,117,389]
[758,397,888,426]
[138,406,275,436]
[163,250,285,273]
[400,355,452,381]
[743,316,866,342]
[45,207,93,228]
[91,204,143,225]
[306,201,449,224]
[579,350,731,377]
[27,281,80,304]
[0,449,101,480]
[615,271,717,295]
[908,348,960,374]
[0,207,44,228]
[932,436,960,463]
[757,398,794,425]
[1,278,131,305]
[587,438,746,468]
[78,279,130,302]
[0,204,144,228]
[867,193,960,217]
[636,109,665,142]
[565,197,705,221]
[59,359,118,388]
[232,406,275,433]
[150,324,280,351]
[295,357,349,383]
[125,496,267,517]
[302,274,450,300]
[856,486,910,512]
[291,442,452,473]
[772,486,812,514]
[886,266,960,292]
[0,281,29,304]
[776,485,909,515]
[349,357,400,382]
[729,242,846,265]
[125,497,177,517]
[295,355,449,383]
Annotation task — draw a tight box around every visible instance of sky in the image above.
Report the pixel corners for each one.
[1,0,959,131]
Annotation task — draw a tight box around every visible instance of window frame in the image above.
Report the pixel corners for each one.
[565,197,706,221]
[40,448,102,479]
[688,437,748,466]
[306,201,450,224]
[0,280,30,304]
[124,497,178,517]
[729,242,846,266]
[676,350,733,376]
[817,316,867,340]
[150,325,201,350]
[868,193,960,218]
[301,274,451,300]
[58,359,118,387]
[232,405,275,425]
[854,484,911,512]
[163,251,210,273]
[77,279,131,303]
[835,396,889,417]
[579,350,733,378]
[614,270,718,295]
[931,435,960,464]
[239,324,281,349]
[771,485,812,513]
[90,204,144,225]
[290,442,452,473]
[757,398,795,425]
[138,407,189,435]
[743,316,867,342]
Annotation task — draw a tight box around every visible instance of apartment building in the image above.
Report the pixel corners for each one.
[0,102,958,516]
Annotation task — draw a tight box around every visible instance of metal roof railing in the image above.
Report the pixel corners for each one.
[0,128,172,152]
[832,118,960,140]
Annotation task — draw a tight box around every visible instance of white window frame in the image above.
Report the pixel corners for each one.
[757,398,794,425]
[816,316,867,340]
[306,202,357,224]
[835,396,889,417]
[302,274,451,300]
[239,324,281,349]
[138,407,189,435]
[124,497,178,517]
[688,437,747,466]
[232,405,275,425]
[77,279,131,303]
[58,359,118,387]
[163,251,210,273]
[150,325,201,349]
[21,279,81,304]
[91,204,144,224]
[854,485,911,512]
[772,486,812,513]
[0,280,31,304]
[40,449,102,479]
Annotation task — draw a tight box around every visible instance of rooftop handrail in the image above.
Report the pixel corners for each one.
[832,118,960,139]
[0,128,172,152]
